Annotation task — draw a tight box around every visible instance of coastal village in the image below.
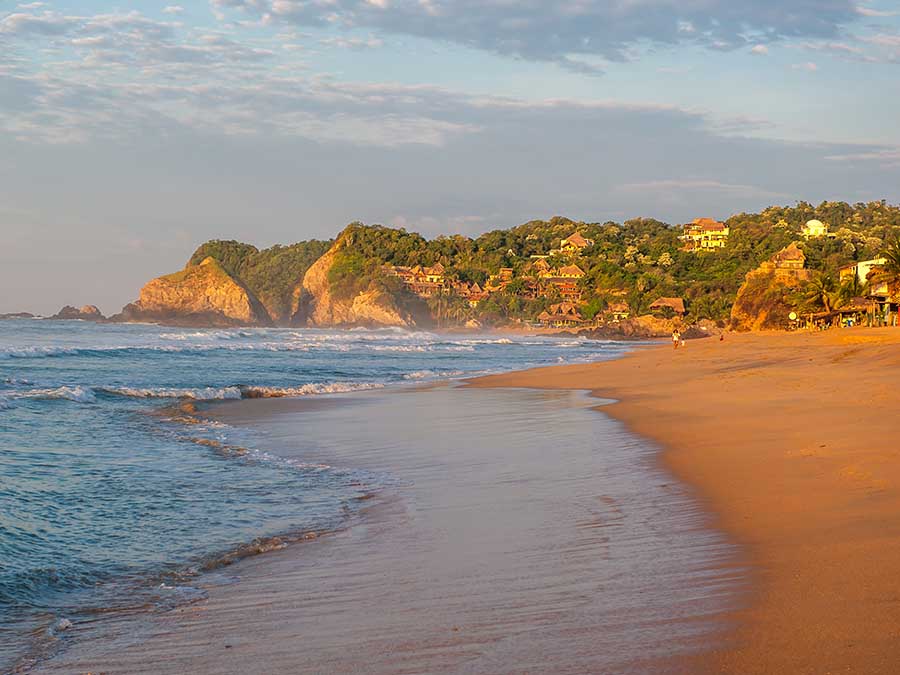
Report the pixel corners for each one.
[377,214,900,332]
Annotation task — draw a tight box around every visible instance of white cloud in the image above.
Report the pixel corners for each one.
[792,61,819,71]
[751,44,769,55]
[856,5,900,17]
[825,148,900,167]
[162,6,185,15]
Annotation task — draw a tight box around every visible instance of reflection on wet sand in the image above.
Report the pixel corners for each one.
[37,386,743,674]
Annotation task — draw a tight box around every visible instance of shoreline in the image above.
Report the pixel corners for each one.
[470,326,900,673]
[32,375,740,673]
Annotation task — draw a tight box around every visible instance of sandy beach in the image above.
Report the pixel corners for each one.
[33,383,739,674]
[473,327,900,673]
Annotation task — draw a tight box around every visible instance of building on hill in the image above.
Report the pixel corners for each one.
[498,267,514,282]
[556,264,585,279]
[537,302,585,328]
[559,232,594,254]
[801,219,836,239]
[839,258,886,284]
[605,302,630,323]
[423,263,446,284]
[532,259,551,274]
[761,242,809,278]
[648,297,686,316]
[548,280,582,302]
[680,218,729,251]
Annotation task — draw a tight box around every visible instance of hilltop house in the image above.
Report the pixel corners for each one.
[648,297,686,316]
[423,263,446,284]
[559,232,594,254]
[605,301,630,323]
[556,264,585,279]
[760,242,809,280]
[538,302,585,328]
[384,264,446,298]
[681,218,729,251]
[801,219,836,239]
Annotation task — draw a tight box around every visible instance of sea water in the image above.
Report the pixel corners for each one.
[0,319,632,671]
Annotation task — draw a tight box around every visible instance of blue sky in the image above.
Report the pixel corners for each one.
[3,0,900,312]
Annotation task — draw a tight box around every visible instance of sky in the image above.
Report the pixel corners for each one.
[3,1,900,314]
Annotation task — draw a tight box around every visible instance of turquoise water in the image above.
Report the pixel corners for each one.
[0,320,631,671]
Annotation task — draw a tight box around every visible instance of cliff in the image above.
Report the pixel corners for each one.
[293,233,417,328]
[730,243,810,331]
[117,257,271,326]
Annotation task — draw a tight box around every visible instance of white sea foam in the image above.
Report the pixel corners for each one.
[103,386,243,401]
[240,382,384,398]
[402,370,466,380]
[23,386,97,403]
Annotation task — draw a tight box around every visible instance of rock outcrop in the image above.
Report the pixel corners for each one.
[50,305,105,321]
[292,235,415,328]
[730,242,811,331]
[116,257,271,326]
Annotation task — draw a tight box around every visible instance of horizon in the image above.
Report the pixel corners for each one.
[4,1,900,313]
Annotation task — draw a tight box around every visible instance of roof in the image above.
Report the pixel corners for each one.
[562,232,591,248]
[607,302,629,313]
[648,297,686,314]
[557,264,585,277]
[424,262,445,274]
[547,301,582,317]
[689,218,726,231]
[771,242,806,265]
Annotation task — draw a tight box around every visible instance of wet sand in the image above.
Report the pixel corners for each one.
[35,385,740,674]
[472,327,900,674]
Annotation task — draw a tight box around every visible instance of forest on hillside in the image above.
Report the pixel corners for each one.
[187,201,900,327]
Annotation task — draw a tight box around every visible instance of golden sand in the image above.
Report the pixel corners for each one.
[471,327,900,673]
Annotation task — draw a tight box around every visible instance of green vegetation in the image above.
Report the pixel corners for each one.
[188,238,332,320]
[183,200,900,327]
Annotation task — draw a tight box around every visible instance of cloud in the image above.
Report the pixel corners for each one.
[825,148,900,167]
[210,0,861,67]
[792,61,819,71]
[320,35,384,50]
[163,6,185,15]
[615,179,789,201]
[856,5,900,17]
[751,44,769,55]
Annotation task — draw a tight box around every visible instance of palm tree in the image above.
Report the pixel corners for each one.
[803,272,837,314]
[838,272,864,304]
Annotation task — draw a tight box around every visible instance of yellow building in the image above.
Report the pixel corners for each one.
[839,258,886,284]
[680,218,729,251]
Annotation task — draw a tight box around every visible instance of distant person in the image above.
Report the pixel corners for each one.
[672,329,680,349]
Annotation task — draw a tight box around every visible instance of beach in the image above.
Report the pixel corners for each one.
[22,326,900,673]
[32,383,739,673]
[473,327,900,673]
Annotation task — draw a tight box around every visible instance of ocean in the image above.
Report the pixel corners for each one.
[0,319,636,672]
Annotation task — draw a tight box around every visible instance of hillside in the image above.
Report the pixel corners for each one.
[114,201,900,329]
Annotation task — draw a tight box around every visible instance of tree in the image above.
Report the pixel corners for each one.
[803,272,837,313]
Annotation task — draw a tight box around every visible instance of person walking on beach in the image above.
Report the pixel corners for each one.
[672,329,681,349]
